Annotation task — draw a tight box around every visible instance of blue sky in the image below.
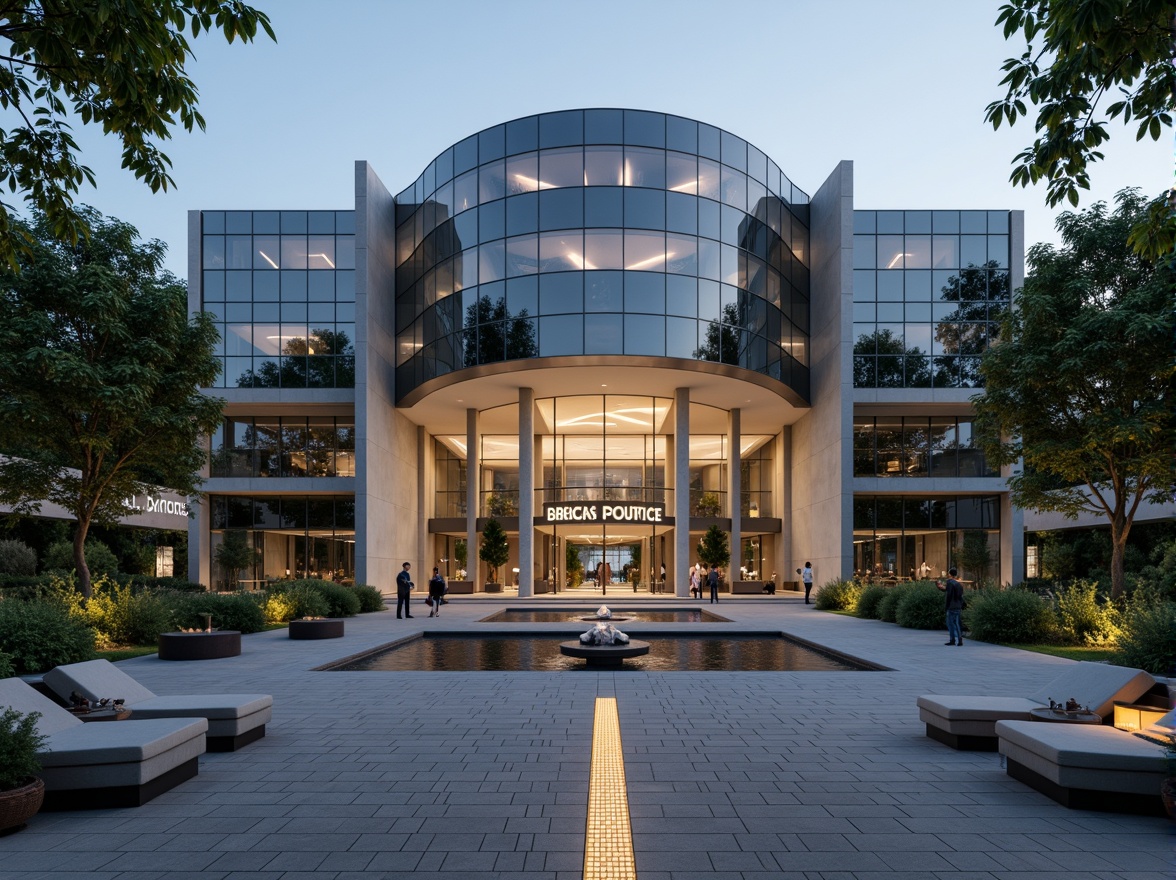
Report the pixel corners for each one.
[65,0,1167,277]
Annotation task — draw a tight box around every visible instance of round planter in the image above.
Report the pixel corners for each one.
[289,618,344,640]
[158,631,242,660]
[559,640,650,667]
[0,777,44,836]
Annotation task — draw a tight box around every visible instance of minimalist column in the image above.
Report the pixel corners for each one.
[728,407,741,588]
[674,387,690,597]
[466,408,479,591]
[518,387,534,598]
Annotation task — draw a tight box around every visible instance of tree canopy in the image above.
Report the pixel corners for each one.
[973,189,1175,599]
[479,518,510,583]
[0,208,225,596]
[0,1,275,269]
[985,0,1174,258]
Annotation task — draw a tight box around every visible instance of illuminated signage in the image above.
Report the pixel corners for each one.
[542,502,666,525]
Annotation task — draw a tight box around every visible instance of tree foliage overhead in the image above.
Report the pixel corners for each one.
[0,1,275,269]
[984,0,1175,258]
[0,208,225,597]
[973,189,1175,599]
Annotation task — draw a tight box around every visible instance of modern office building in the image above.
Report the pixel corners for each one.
[188,109,1024,594]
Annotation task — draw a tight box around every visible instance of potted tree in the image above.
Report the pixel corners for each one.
[447,539,474,594]
[480,518,510,593]
[0,706,46,835]
[695,492,721,518]
[697,525,731,592]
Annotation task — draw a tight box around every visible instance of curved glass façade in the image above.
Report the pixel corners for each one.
[393,109,811,403]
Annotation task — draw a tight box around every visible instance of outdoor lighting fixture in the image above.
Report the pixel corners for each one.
[1113,701,1167,732]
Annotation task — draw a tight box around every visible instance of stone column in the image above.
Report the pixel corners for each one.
[728,407,741,589]
[466,408,479,591]
[518,387,534,597]
[674,387,691,597]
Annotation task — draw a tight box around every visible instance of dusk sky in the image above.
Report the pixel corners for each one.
[64,0,1166,278]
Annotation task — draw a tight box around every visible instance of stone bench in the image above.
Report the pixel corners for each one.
[995,720,1168,815]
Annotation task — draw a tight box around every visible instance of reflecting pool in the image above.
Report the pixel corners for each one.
[330,634,874,672]
[478,608,730,623]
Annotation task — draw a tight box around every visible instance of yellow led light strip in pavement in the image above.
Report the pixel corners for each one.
[584,697,637,880]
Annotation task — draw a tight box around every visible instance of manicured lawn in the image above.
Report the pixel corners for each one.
[98,646,159,662]
[1007,644,1118,663]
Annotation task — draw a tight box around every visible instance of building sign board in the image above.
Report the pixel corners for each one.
[542,502,667,525]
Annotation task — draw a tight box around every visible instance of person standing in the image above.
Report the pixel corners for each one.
[801,562,814,604]
[427,566,445,618]
[707,564,720,604]
[937,567,965,645]
[690,564,701,599]
[395,562,414,619]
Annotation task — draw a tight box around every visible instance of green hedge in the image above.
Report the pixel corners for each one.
[813,578,860,611]
[877,582,916,623]
[123,575,207,593]
[1113,599,1176,675]
[262,583,331,623]
[895,581,948,630]
[1052,580,1120,646]
[855,583,889,620]
[167,592,266,634]
[0,598,95,674]
[349,583,386,613]
[964,587,1055,644]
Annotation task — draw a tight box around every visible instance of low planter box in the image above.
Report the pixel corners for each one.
[446,580,474,594]
[289,618,344,640]
[158,631,242,661]
[731,580,764,594]
[484,582,503,593]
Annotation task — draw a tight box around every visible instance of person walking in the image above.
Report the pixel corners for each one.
[800,562,814,605]
[395,561,414,619]
[937,567,965,645]
[689,564,701,599]
[707,564,720,604]
[427,566,445,618]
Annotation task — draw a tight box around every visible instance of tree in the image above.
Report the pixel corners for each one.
[974,190,1175,600]
[0,1,275,269]
[696,524,730,571]
[236,329,355,388]
[462,294,536,366]
[479,518,509,584]
[0,208,224,598]
[955,531,993,583]
[694,302,742,364]
[853,329,931,388]
[565,541,583,586]
[985,1,1175,258]
[214,531,257,591]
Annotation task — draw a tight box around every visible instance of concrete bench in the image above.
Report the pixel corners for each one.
[995,719,1169,815]
[0,678,207,809]
[44,659,272,752]
[917,661,1154,750]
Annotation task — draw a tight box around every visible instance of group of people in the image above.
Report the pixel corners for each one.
[394,562,448,619]
[687,563,723,604]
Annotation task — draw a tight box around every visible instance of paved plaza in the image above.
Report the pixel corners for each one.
[3,592,1173,879]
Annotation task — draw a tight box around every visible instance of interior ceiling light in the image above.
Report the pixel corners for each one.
[513,173,555,190]
[565,252,597,271]
[257,250,279,269]
[667,181,697,193]
[885,252,911,270]
[625,251,674,271]
[309,253,335,268]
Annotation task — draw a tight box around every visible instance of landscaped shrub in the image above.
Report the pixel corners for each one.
[813,578,860,611]
[288,579,361,617]
[964,587,1055,644]
[0,707,45,789]
[0,573,58,601]
[0,598,96,674]
[168,592,265,634]
[262,583,330,624]
[348,583,386,613]
[77,576,172,648]
[895,581,948,630]
[877,582,916,623]
[1113,598,1176,675]
[123,575,207,593]
[855,583,889,620]
[1053,580,1120,646]
[0,540,36,576]
[42,539,120,578]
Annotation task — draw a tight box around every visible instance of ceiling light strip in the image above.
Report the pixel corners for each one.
[583,696,637,880]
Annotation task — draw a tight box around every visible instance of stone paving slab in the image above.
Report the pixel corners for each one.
[2,595,1173,878]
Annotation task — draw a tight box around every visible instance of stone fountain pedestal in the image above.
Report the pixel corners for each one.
[559,640,650,668]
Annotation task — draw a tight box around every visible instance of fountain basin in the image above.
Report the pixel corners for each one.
[559,640,650,667]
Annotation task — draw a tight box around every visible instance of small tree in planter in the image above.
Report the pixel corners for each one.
[214,531,258,591]
[697,525,730,584]
[454,539,467,577]
[0,707,47,834]
[695,492,721,517]
[480,518,510,588]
